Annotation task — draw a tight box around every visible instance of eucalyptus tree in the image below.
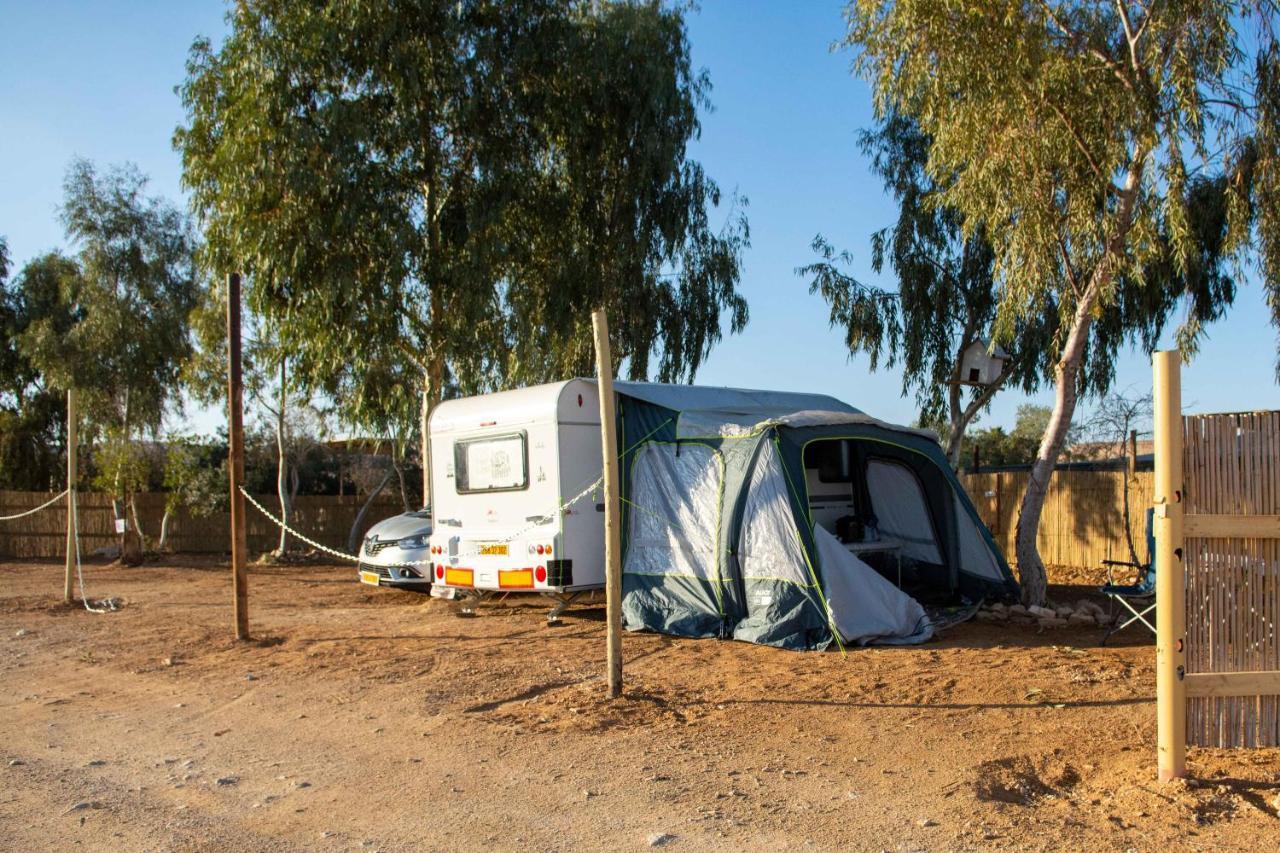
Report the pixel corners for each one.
[844,1,1278,604]
[17,160,199,560]
[799,110,1053,466]
[176,0,748,502]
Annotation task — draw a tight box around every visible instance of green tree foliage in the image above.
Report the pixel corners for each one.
[962,406,1057,469]
[845,1,1279,603]
[0,240,69,490]
[15,160,199,557]
[800,110,1055,466]
[175,0,749,497]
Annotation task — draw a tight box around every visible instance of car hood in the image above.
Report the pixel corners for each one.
[363,512,433,542]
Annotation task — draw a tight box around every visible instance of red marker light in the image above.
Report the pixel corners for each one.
[535,566,547,583]
[435,565,444,580]
[536,544,545,555]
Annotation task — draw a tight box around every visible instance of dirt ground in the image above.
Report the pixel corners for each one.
[1,557,1278,852]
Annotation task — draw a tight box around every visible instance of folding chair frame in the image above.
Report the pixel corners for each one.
[1099,555,1156,645]
[1101,592,1155,645]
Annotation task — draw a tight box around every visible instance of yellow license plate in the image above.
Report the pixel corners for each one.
[359,570,380,586]
[478,544,509,556]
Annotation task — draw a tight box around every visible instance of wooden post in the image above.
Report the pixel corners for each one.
[227,272,250,640]
[64,388,77,604]
[1153,350,1186,782]
[592,309,622,699]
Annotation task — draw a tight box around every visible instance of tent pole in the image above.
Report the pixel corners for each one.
[592,308,623,700]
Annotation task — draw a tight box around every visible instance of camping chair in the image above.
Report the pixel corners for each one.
[1098,507,1156,645]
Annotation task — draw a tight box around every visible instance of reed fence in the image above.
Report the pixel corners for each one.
[0,490,405,559]
[958,469,1153,574]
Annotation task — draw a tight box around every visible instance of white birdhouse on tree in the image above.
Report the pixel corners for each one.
[958,340,1009,386]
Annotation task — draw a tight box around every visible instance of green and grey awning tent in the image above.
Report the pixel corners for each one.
[612,382,1018,651]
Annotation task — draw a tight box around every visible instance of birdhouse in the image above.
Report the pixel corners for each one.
[958,340,1009,386]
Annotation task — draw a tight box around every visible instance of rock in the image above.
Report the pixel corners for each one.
[648,833,677,847]
[163,656,177,667]
[975,611,1003,623]
[245,673,257,682]
[216,776,238,786]
[1068,612,1095,626]
[918,818,938,827]
[8,759,25,766]
[1007,604,1029,617]
[987,602,1007,613]
[296,780,311,789]
[1028,605,1057,619]
[66,801,103,813]
[1055,606,1074,618]
[582,788,595,799]
[1037,617,1069,629]
[86,759,107,767]
[14,628,28,638]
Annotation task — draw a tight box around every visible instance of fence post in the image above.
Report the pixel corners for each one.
[64,388,77,603]
[592,308,623,700]
[1153,350,1186,781]
[227,272,250,641]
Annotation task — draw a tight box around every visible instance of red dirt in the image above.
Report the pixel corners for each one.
[1,557,1277,851]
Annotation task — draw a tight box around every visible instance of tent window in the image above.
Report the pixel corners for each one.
[865,459,942,565]
[739,440,811,586]
[625,443,723,581]
[954,493,1005,581]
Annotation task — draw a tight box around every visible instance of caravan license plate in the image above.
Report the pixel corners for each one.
[359,570,380,586]
[478,543,508,556]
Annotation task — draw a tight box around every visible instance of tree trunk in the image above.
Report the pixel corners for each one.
[157,509,171,552]
[393,445,412,513]
[347,468,395,555]
[1013,162,1144,605]
[420,353,444,507]
[274,355,291,558]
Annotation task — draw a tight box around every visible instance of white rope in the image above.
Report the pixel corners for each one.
[0,489,69,521]
[237,489,364,563]
[238,472,604,564]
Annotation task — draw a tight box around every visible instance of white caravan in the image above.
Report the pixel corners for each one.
[426,379,606,601]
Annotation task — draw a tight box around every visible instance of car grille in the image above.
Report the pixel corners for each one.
[364,539,398,557]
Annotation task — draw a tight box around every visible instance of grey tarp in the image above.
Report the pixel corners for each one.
[814,524,934,645]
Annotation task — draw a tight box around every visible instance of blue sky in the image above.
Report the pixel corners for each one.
[2,0,1276,436]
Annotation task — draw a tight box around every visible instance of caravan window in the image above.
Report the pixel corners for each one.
[454,432,528,493]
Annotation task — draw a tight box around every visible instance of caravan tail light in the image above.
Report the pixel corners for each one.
[544,543,553,556]
[435,565,444,580]
[535,544,545,555]
[535,566,547,584]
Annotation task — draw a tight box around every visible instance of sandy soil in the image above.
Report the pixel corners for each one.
[1,556,1277,852]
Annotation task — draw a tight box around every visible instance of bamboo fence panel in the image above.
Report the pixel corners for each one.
[959,470,1154,575]
[0,490,405,559]
[1183,411,1280,748]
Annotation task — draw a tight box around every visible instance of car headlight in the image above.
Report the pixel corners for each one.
[398,534,430,550]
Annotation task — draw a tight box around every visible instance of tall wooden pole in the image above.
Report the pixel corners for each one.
[64,388,77,604]
[1153,350,1186,782]
[592,309,622,699]
[227,272,250,640]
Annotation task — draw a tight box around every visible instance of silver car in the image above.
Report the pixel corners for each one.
[357,509,433,592]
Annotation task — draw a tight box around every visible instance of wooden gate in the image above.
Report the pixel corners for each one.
[1153,351,1280,781]
[1182,411,1280,748]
